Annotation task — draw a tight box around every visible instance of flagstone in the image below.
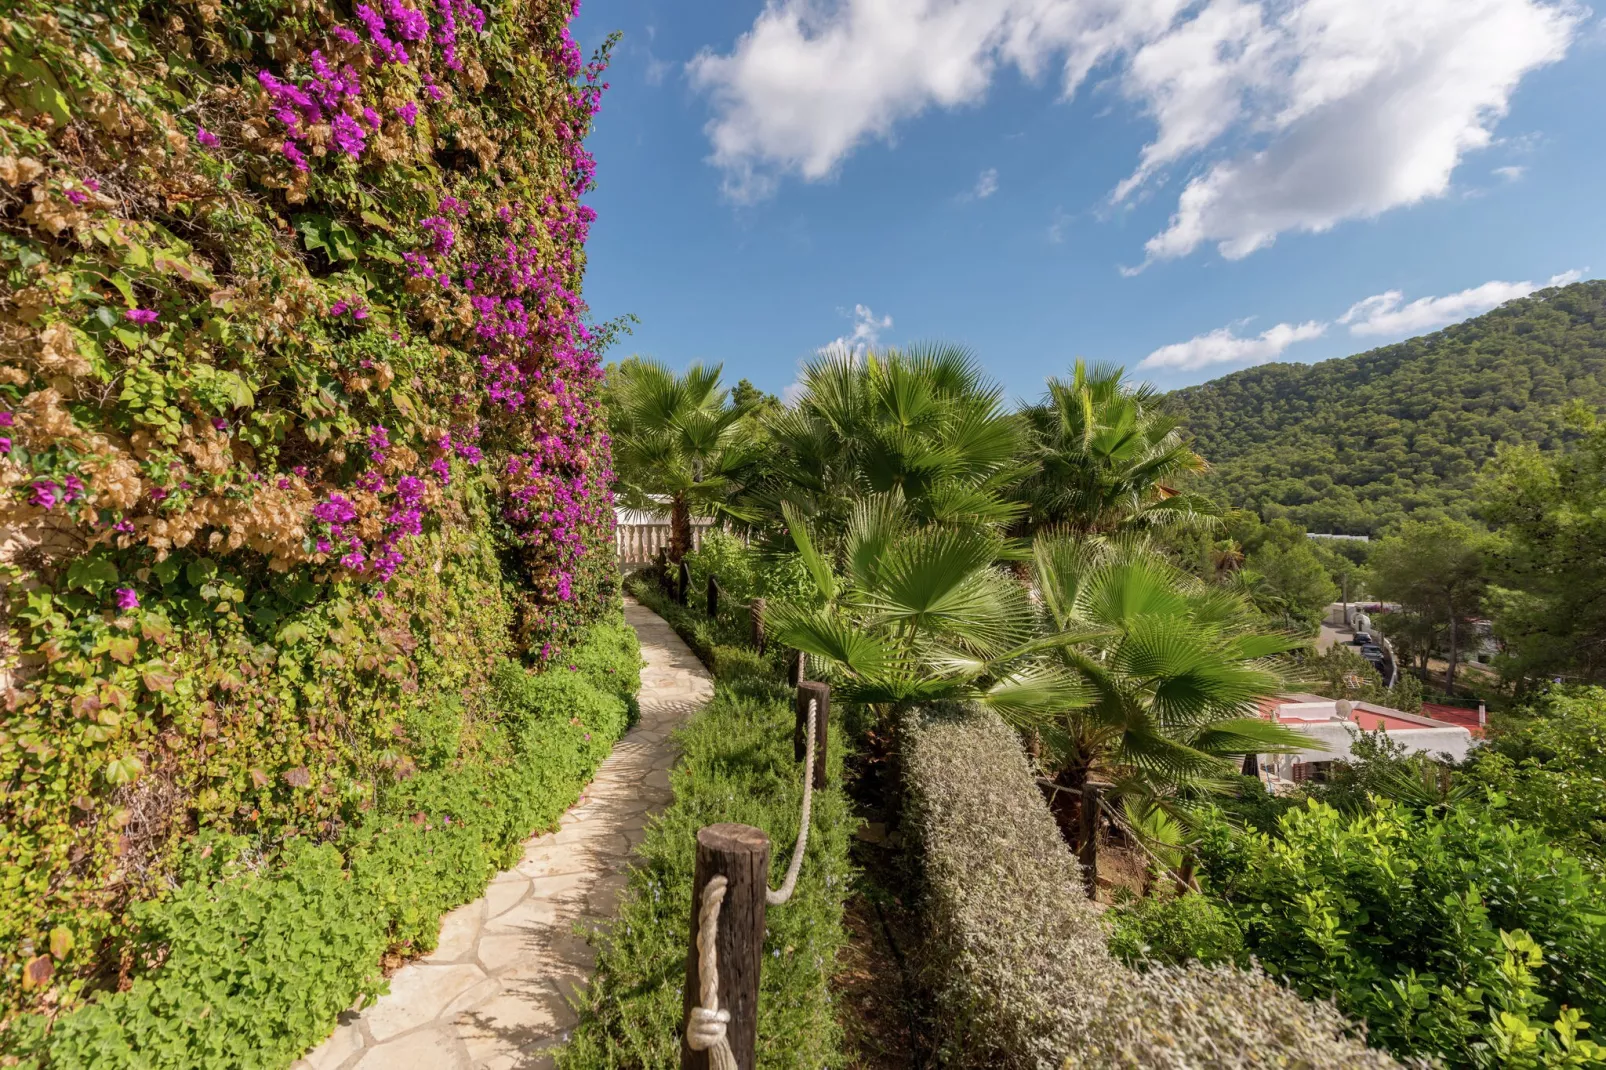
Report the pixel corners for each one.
[296,600,711,1069]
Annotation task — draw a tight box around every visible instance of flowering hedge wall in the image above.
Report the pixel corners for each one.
[0,0,616,1043]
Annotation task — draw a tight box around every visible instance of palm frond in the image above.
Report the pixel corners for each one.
[781,501,838,602]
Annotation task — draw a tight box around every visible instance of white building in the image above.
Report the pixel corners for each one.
[1254,693,1473,786]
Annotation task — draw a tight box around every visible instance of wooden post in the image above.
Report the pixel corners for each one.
[794,681,830,789]
[706,574,719,618]
[749,598,766,654]
[786,650,806,687]
[677,561,690,606]
[682,824,769,1070]
[1078,782,1101,900]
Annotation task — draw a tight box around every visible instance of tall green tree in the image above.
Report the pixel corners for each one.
[752,344,1026,539]
[1241,540,1339,632]
[1015,360,1216,536]
[1368,519,1490,692]
[607,358,754,561]
[1479,410,1606,686]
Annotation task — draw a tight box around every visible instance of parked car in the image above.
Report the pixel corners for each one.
[1350,632,1373,646]
[1359,644,1385,661]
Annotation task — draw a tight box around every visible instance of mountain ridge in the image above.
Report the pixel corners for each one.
[1170,279,1606,534]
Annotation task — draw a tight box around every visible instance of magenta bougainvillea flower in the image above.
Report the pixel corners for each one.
[124,308,159,325]
[196,127,221,148]
[114,588,140,610]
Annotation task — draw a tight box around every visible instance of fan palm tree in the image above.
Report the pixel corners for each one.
[1014,360,1217,536]
[1029,536,1308,809]
[608,358,755,561]
[771,507,1310,814]
[749,343,1028,541]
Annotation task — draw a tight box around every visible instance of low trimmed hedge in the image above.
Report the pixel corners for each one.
[11,615,640,1070]
[900,702,1401,1069]
[558,582,855,1069]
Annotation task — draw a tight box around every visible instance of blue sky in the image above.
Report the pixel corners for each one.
[570,0,1606,400]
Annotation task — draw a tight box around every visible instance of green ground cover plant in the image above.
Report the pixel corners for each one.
[8,615,638,1067]
[559,578,855,1070]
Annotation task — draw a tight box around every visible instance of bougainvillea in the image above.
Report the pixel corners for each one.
[0,0,619,1038]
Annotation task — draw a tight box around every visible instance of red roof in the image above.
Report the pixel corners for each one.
[1421,703,1486,737]
[1259,694,1477,735]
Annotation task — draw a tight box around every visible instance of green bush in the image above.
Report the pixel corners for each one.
[13,615,639,1069]
[900,702,1399,1068]
[1465,687,1606,876]
[1198,798,1606,1066]
[1109,893,1246,969]
[754,551,824,606]
[684,531,759,605]
[559,589,853,1070]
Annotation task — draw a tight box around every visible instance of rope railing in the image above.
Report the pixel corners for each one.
[684,693,820,1068]
[686,875,739,1070]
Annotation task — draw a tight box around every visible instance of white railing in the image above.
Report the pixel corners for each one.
[614,519,716,567]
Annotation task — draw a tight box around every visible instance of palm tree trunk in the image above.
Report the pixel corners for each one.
[1047,761,1091,851]
[1444,605,1458,693]
[669,493,693,563]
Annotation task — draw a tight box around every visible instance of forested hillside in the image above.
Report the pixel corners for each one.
[1172,280,1606,534]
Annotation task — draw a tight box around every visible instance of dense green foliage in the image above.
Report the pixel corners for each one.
[902,701,1399,1069]
[1193,799,1606,1066]
[1465,688,1606,877]
[1369,519,1490,688]
[560,580,854,1070]
[1173,281,1606,535]
[9,616,638,1066]
[0,0,620,1045]
[1480,412,1606,685]
[1108,890,1245,968]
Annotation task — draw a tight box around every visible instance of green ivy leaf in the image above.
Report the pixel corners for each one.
[186,558,218,586]
[277,622,312,646]
[66,558,118,593]
[106,637,140,665]
[103,755,144,785]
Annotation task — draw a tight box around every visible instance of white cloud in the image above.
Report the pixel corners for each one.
[1047,206,1073,244]
[824,303,893,355]
[1493,164,1527,181]
[1340,271,1582,336]
[644,55,673,87]
[970,167,999,199]
[782,303,895,403]
[690,0,1579,260]
[1139,319,1327,371]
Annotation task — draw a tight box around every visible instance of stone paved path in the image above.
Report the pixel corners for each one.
[296,601,712,1070]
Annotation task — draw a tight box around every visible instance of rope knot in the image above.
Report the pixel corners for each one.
[686,1006,731,1049]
